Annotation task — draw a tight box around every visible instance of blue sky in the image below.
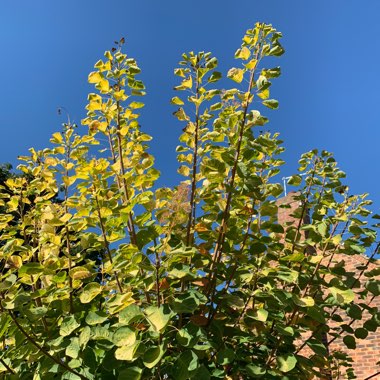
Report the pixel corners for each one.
[1,1,379,212]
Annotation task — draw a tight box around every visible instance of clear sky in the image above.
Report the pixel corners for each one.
[1,1,379,212]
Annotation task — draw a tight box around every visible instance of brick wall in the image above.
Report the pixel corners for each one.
[277,192,380,379]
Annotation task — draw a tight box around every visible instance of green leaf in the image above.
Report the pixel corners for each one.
[343,335,356,349]
[112,327,136,347]
[171,290,207,314]
[65,337,80,359]
[262,67,281,78]
[173,350,199,379]
[364,318,378,332]
[143,345,164,368]
[329,287,355,304]
[306,306,326,324]
[256,75,270,91]
[176,324,201,348]
[277,354,297,372]
[119,304,144,324]
[246,364,266,377]
[80,282,102,304]
[365,280,380,296]
[247,308,268,322]
[306,339,327,356]
[207,71,221,83]
[287,175,302,186]
[193,365,211,380]
[60,315,80,337]
[355,327,368,339]
[317,222,328,236]
[0,315,10,339]
[281,252,305,262]
[227,67,244,83]
[216,348,235,365]
[269,44,285,56]
[18,263,44,276]
[79,326,91,347]
[145,305,172,332]
[347,304,362,320]
[91,326,112,341]
[70,267,92,280]
[115,342,140,361]
[85,311,108,326]
[262,99,279,109]
[293,295,315,308]
[118,367,142,380]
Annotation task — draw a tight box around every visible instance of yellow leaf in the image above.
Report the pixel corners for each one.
[88,71,102,84]
[114,90,127,101]
[123,109,132,119]
[171,96,184,105]
[102,61,111,71]
[61,213,72,223]
[257,89,270,100]
[235,46,251,60]
[243,35,252,44]
[51,132,63,144]
[257,152,264,160]
[62,176,76,187]
[8,256,22,269]
[331,234,342,245]
[104,50,113,61]
[195,223,208,232]
[51,235,60,245]
[178,165,190,177]
[182,76,192,89]
[98,122,108,132]
[100,207,113,217]
[70,266,92,280]
[88,93,102,102]
[245,58,258,70]
[119,126,129,136]
[87,101,102,112]
[99,78,110,92]
[115,343,139,361]
[227,67,244,83]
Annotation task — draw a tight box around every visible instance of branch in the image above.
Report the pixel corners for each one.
[186,66,200,246]
[364,370,380,380]
[116,100,138,246]
[93,183,123,293]
[206,50,261,298]
[0,358,15,374]
[8,311,87,380]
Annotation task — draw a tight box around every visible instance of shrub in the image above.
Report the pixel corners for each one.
[0,23,379,379]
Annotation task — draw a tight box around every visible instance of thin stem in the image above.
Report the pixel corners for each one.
[0,358,15,374]
[327,294,376,346]
[64,126,74,314]
[154,240,161,308]
[289,161,318,256]
[206,54,260,298]
[364,370,380,380]
[116,101,138,246]
[8,311,87,380]
[186,66,200,246]
[93,182,123,293]
[207,212,254,324]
